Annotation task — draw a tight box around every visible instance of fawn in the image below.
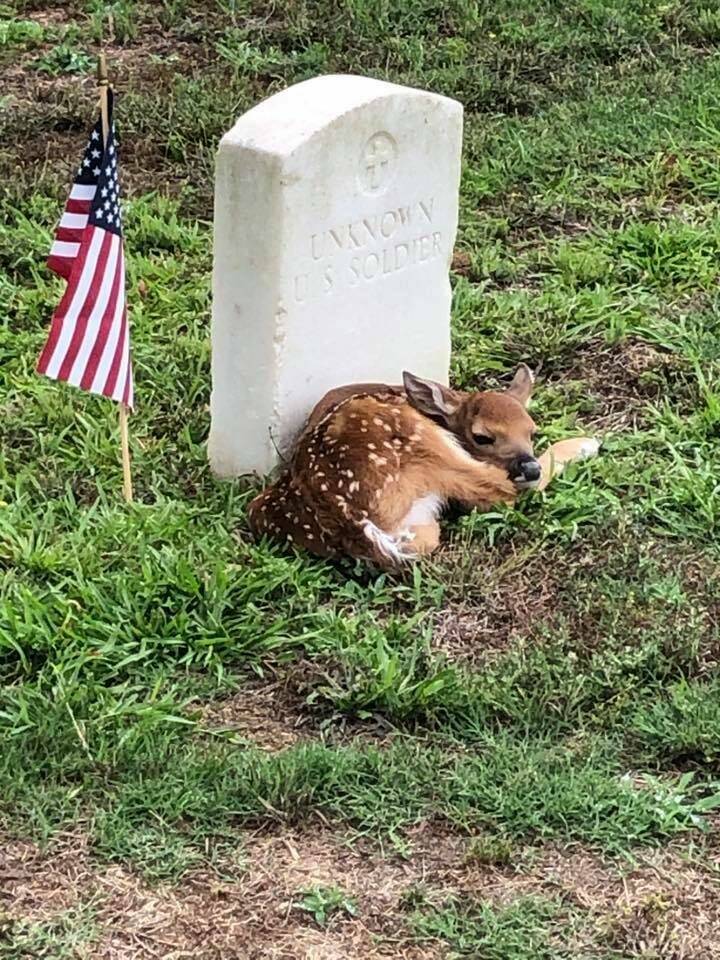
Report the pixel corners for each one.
[248,365,599,566]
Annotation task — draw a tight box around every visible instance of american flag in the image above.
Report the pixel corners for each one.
[37,89,133,408]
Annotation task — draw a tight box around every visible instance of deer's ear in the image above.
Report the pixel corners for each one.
[403,371,460,422]
[506,364,535,407]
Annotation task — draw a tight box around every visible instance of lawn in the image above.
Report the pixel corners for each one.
[3,1,720,957]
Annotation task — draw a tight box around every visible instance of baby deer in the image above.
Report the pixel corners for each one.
[248,365,598,566]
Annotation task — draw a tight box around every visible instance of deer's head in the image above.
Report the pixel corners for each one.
[402,364,541,488]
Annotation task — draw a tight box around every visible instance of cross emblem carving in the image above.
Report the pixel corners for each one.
[361,132,397,194]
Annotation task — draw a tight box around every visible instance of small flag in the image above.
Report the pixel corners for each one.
[38,89,133,408]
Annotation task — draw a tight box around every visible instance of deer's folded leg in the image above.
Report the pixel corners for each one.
[404,521,441,556]
[536,437,600,492]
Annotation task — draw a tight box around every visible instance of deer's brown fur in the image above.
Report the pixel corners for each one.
[248,366,598,566]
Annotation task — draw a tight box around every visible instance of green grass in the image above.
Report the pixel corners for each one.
[409,895,561,959]
[0,906,99,960]
[3,0,720,952]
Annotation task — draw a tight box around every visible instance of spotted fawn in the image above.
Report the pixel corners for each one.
[248,365,599,566]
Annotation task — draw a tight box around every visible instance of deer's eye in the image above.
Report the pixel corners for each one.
[472,433,494,446]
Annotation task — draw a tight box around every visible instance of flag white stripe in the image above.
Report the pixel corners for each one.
[44,229,105,379]
[90,247,126,394]
[66,234,120,388]
[51,240,80,258]
[60,212,89,230]
[70,184,96,201]
[125,367,134,408]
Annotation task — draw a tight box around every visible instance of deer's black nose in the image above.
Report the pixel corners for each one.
[509,455,541,484]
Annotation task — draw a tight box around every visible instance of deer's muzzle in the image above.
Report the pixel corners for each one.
[509,454,541,488]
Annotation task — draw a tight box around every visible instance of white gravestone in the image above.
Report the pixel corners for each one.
[209,74,463,477]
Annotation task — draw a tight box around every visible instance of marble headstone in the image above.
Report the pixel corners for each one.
[209,74,463,476]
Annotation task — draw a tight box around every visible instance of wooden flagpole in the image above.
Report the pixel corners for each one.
[98,53,133,503]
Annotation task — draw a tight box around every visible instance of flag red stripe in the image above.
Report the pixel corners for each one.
[66,235,122,388]
[88,247,126,396]
[56,227,86,244]
[46,254,74,280]
[37,231,95,373]
[57,230,115,382]
[66,199,92,215]
[103,308,127,399]
[79,251,123,391]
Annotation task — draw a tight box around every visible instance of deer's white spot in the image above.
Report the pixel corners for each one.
[438,428,476,462]
[361,520,414,563]
[400,494,444,528]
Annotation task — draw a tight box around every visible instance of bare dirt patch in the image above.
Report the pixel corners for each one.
[4,825,720,958]
[411,832,720,958]
[551,842,720,959]
[196,671,406,751]
[427,535,720,671]
[0,9,213,204]
[25,6,72,28]
[431,555,563,664]
[558,336,689,431]
[450,249,472,276]
[0,832,91,922]
[1,828,452,959]
[427,539,568,665]
[198,680,311,752]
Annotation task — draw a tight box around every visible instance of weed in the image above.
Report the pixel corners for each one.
[464,834,516,867]
[295,885,359,926]
[32,44,93,76]
[0,18,44,49]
